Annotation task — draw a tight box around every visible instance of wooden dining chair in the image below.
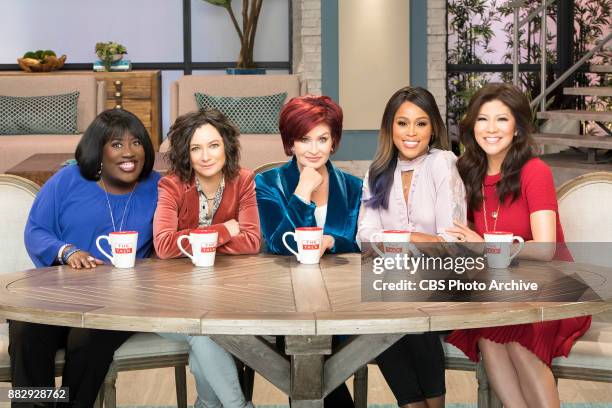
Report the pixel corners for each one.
[464,171,612,406]
[253,161,287,175]
[443,172,612,407]
[551,171,612,383]
[0,174,43,383]
[0,174,189,408]
[0,175,80,400]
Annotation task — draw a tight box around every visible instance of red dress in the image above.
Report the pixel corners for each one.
[445,158,591,366]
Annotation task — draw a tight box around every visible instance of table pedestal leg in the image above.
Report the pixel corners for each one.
[285,335,332,408]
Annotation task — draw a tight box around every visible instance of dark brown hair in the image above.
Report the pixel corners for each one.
[166,108,241,183]
[457,83,537,210]
[366,86,449,209]
[279,95,343,156]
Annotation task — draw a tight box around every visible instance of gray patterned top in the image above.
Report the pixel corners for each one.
[195,176,225,227]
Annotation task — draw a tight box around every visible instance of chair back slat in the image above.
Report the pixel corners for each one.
[0,174,39,274]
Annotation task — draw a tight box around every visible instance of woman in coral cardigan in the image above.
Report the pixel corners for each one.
[153,108,260,408]
[445,83,590,407]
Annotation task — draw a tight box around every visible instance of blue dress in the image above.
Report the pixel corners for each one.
[11,164,161,408]
[25,164,160,266]
[255,157,362,255]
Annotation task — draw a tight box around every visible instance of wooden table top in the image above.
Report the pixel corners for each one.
[0,254,609,335]
[6,153,169,186]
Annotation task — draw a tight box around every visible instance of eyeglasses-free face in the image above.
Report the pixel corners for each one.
[473,99,517,164]
[101,131,145,192]
[189,124,227,181]
[392,101,432,161]
[292,123,333,172]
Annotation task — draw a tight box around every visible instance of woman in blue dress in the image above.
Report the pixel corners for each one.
[9,109,160,408]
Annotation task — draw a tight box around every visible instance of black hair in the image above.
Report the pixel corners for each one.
[366,86,449,209]
[75,109,155,181]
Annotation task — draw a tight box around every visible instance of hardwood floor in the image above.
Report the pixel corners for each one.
[0,366,610,407]
[109,366,612,406]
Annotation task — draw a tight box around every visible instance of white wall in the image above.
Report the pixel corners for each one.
[338,0,410,130]
[0,0,183,63]
[0,0,290,137]
[192,0,289,62]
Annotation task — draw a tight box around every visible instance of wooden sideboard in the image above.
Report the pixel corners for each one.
[0,70,162,149]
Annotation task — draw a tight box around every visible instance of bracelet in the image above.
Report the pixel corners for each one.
[62,246,81,264]
[57,244,71,265]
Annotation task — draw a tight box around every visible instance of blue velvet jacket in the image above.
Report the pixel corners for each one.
[255,157,362,255]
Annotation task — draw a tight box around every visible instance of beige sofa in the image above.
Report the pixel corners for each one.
[160,74,303,170]
[0,75,106,173]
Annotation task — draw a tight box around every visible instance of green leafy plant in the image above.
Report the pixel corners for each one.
[95,41,128,71]
[498,1,557,105]
[202,0,263,69]
[447,0,500,144]
[572,0,611,134]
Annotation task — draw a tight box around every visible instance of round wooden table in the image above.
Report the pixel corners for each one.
[1,254,610,407]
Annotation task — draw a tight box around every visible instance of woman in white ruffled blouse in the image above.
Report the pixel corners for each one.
[357,87,466,408]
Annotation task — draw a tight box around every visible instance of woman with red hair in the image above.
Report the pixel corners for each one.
[255,95,361,407]
[256,95,362,257]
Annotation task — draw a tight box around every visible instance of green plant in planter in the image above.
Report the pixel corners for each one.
[202,0,263,69]
[95,41,128,71]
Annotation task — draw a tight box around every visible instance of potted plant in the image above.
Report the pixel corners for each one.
[95,41,128,72]
[202,0,265,74]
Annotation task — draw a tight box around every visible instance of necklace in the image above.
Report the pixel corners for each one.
[100,178,137,232]
[482,184,501,233]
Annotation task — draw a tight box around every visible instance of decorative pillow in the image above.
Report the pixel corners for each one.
[194,92,287,134]
[0,91,79,135]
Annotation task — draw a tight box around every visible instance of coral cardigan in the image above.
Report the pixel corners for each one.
[153,168,261,258]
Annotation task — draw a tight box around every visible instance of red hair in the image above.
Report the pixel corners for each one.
[278,95,343,156]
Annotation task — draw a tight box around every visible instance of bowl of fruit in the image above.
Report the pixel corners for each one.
[18,50,66,72]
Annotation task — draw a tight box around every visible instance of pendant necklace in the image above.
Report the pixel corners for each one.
[482,184,501,233]
[101,178,137,232]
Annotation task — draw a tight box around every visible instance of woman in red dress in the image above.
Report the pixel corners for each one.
[445,83,591,407]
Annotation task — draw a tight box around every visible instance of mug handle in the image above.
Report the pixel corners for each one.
[510,236,525,261]
[282,231,300,260]
[95,235,114,265]
[369,232,385,258]
[177,235,195,262]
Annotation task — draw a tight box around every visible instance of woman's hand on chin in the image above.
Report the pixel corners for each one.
[319,234,335,256]
[294,167,323,202]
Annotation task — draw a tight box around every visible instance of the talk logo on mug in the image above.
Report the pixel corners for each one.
[302,240,320,250]
[200,244,216,253]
